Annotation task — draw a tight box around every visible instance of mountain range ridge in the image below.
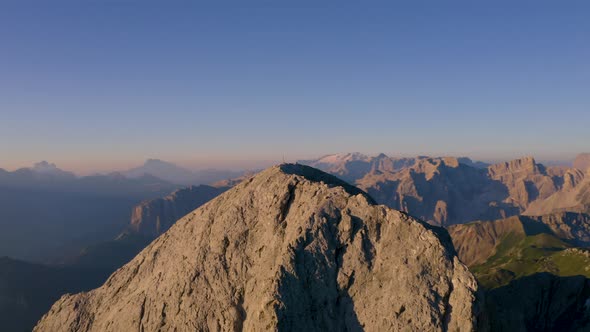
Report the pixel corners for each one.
[35,164,480,331]
[32,163,590,331]
[3,153,590,331]
[301,153,590,226]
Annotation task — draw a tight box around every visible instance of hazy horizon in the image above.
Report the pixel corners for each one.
[2,1,589,174]
[1,151,583,176]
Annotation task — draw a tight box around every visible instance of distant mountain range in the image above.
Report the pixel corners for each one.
[122,158,244,185]
[4,154,590,331]
[33,164,590,331]
[68,185,230,269]
[300,153,590,226]
[0,159,251,261]
[30,161,76,178]
[0,183,229,331]
[8,153,584,262]
[35,164,480,331]
[0,162,181,262]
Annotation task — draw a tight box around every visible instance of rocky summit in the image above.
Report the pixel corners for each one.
[35,164,479,332]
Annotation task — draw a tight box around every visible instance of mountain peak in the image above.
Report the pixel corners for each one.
[275,163,373,200]
[314,152,369,164]
[124,159,195,184]
[375,152,389,159]
[441,157,461,167]
[32,161,59,172]
[507,156,537,168]
[574,153,590,171]
[144,158,170,166]
[488,156,543,176]
[36,164,478,331]
[30,161,75,177]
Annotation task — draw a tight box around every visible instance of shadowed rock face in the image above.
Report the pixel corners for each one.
[0,186,229,332]
[357,157,503,226]
[354,156,574,226]
[35,164,479,332]
[300,154,590,226]
[525,169,590,216]
[484,273,590,332]
[129,185,228,237]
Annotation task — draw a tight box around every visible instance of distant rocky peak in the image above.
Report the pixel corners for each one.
[143,158,177,167]
[317,152,369,164]
[441,157,460,168]
[457,157,490,169]
[509,156,538,169]
[563,168,586,189]
[31,161,75,177]
[32,161,60,172]
[574,153,590,171]
[374,152,389,159]
[488,156,544,176]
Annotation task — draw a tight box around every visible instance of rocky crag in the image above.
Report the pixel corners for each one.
[35,164,479,331]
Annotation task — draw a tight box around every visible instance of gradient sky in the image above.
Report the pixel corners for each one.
[1,1,589,173]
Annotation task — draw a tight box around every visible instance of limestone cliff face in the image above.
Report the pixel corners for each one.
[35,164,479,332]
[356,157,567,226]
[525,169,590,216]
[487,157,558,210]
[356,157,509,226]
[534,212,590,246]
[129,185,227,237]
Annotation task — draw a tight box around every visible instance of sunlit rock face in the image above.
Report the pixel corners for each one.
[35,164,479,332]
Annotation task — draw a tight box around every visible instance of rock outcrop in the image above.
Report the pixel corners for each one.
[525,169,590,216]
[534,212,590,246]
[35,164,479,331]
[448,212,590,267]
[211,171,258,188]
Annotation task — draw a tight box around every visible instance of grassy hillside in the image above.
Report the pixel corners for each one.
[470,231,590,288]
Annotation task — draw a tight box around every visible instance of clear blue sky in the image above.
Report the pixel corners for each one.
[1,1,589,173]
